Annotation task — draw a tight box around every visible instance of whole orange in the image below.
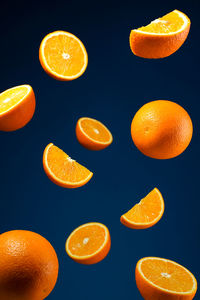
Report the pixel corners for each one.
[0,230,59,300]
[131,100,193,159]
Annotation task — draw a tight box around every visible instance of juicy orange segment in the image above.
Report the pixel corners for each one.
[0,85,36,131]
[66,222,111,264]
[43,143,93,188]
[120,188,164,229]
[39,31,88,80]
[130,10,191,58]
[76,117,113,150]
[135,257,197,300]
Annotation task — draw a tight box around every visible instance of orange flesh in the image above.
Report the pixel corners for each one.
[124,189,163,223]
[0,86,28,114]
[68,225,106,257]
[43,34,86,76]
[80,118,111,142]
[141,259,194,293]
[46,145,91,183]
[138,11,185,33]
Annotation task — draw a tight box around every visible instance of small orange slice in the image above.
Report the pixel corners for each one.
[39,31,88,81]
[135,257,197,300]
[120,188,164,229]
[43,143,93,188]
[130,10,191,58]
[76,117,113,150]
[66,222,111,264]
[0,85,35,131]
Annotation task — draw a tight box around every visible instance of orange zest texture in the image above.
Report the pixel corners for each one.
[130,10,191,58]
[135,257,197,300]
[39,31,88,80]
[43,143,93,188]
[66,222,111,264]
[76,117,113,150]
[0,85,35,131]
[120,188,164,229]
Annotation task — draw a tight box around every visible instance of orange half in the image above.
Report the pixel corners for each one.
[130,10,191,58]
[39,31,88,80]
[66,222,111,264]
[76,117,113,150]
[135,257,197,300]
[43,143,93,188]
[120,188,164,229]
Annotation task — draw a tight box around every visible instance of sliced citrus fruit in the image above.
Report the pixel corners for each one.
[39,31,88,80]
[76,117,113,150]
[43,143,93,188]
[130,10,191,58]
[135,257,197,300]
[66,222,111,264]
[120,188,164,229]
[0,85,36,131]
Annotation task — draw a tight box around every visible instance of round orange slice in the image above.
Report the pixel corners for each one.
[135,257,197,300]
[120,188,164,229]
[0,85,36,131]
[130,10,191,59]
[39,31,88,81]
[43,143,93,188]
[76,117,113,150]
[66,222,111,265]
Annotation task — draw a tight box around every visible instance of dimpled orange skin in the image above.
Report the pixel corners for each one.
[131,100,193,159]
[0,230,59,300]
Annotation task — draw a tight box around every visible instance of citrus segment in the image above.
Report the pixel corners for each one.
[130,10,191,58]
[120,188,164,229]
[43,143,93,188]
[136,257,197,300]
[66,222,111,264]
[39,31,88,80]
[76,117,113,150]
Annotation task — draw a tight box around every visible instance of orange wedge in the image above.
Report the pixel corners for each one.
[135,257,197,300]
[43,143,93,188]
[0,85,35,131]
[120,188,164,229]
[39,31,88,80]
[76,117,113,150]
[130,10,191,58]
[66,222,111,264]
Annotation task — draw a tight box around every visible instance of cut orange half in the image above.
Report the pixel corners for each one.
[66,222,111,264]
[39,31,88,81]
[76,117,113,150]
[130,10,191,58]
[135,257,197,300]
[0,85,36,131]
[43,143,93,188]
[120,188,164,229]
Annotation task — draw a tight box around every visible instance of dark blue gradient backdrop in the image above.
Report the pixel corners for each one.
[0,0,200,298]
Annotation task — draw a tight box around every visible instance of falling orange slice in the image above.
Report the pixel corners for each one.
[120,188,164,229]
[39,31,88,81]
[76,117,113,150]
[135,257,197,300]
[43,143,93,188]
[66,222,111,264]
[0,85,35,131]
[130,10,191,58]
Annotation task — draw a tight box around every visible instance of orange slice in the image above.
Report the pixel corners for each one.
[130,10,191,58]
[43,143,93,188]
[39,31,88,80]
[135,257,197,300]
[66,222,111,264]
[0,85,35,131]
[76,117,113,150]
[120,188,164,229]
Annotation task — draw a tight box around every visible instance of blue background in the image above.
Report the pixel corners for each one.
[0,0,199,298]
